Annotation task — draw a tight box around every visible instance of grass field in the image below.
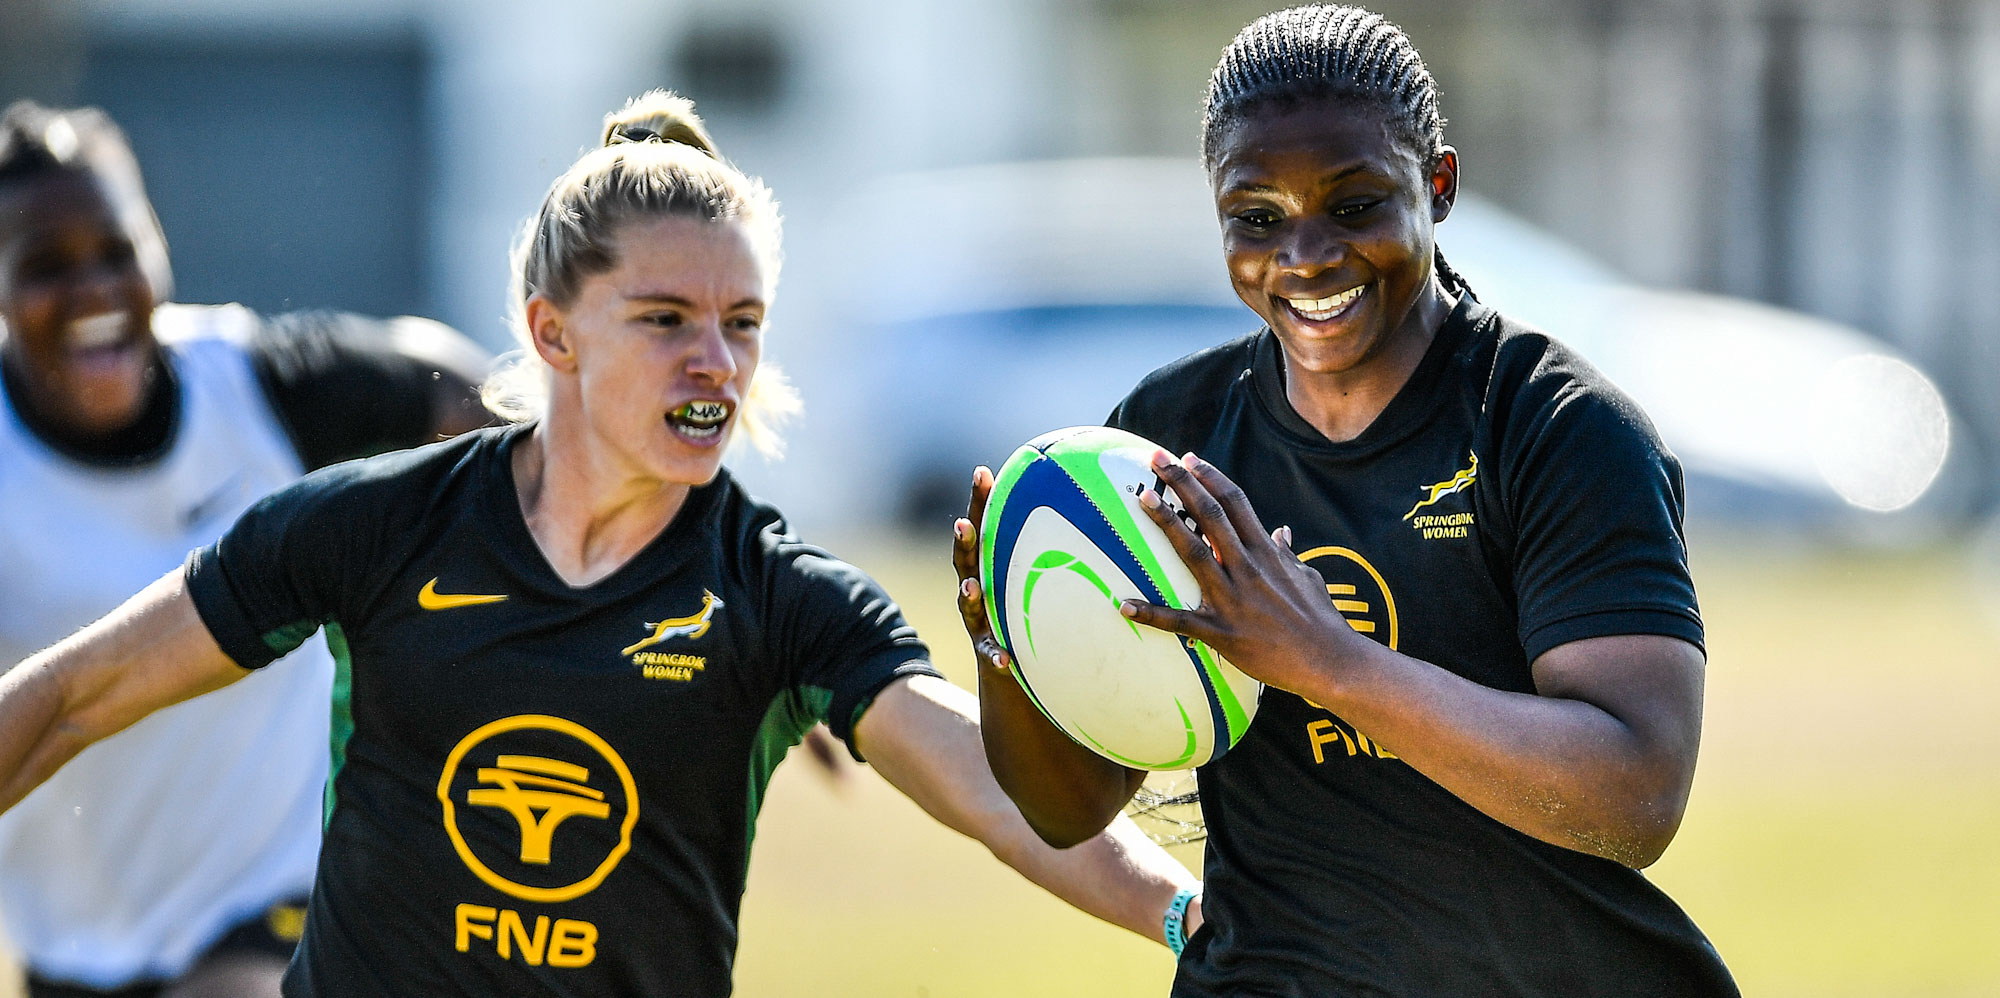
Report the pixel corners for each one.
[5,529,1996,996]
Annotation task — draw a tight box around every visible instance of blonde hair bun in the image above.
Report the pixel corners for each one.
[600,90,718,156]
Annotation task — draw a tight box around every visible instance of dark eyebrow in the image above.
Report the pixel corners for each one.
[625,294,766,312]
[1219,162,1376,198]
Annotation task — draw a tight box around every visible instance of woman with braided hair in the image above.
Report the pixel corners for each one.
[957,6,1738,995]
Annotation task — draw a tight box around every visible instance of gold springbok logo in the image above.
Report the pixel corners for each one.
[620,590,724,656]
[1402,452,1478,521]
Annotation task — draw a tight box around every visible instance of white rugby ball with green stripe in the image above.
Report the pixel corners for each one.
[980,426,1261,770]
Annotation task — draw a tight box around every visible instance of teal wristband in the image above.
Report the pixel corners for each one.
[1164,885,1200,957]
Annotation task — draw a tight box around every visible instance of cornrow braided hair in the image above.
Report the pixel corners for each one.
[1201,5,1472,299]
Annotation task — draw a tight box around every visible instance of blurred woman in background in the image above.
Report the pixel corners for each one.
[0,101,491,998]
[0,92,1195,996]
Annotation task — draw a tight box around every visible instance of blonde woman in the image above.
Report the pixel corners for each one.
[0,92,1195,996]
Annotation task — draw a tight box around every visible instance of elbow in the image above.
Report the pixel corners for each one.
[1566,807,1681,869]
[1623,793,1689,868]
[984,750,1131,851]
[1018,811,1108,851]
[994,772,1123,849]
[1594,722,1701,868]
[1584,776,1692,869]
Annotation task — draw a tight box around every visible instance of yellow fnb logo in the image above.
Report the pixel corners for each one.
[1297,546,1399,650]
[437,715,638,903]
[1294,547,1404,765]
[621,590,724,657]
[468,756,610,865]
[455,904,597,969]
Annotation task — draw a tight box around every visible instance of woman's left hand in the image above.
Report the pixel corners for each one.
[1119,451,1367,695]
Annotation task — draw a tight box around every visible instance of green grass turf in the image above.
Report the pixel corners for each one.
[731,530,2000,997]
[4,531,1994,996]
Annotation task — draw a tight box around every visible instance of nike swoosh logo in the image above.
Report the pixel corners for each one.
[181,473,245,530]
[418,578,509,610]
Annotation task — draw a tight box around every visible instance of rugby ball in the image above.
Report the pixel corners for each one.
[979,426,1261,770]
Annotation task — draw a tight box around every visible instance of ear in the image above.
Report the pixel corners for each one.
[1428,147,1459,224]
[524,295,577,374]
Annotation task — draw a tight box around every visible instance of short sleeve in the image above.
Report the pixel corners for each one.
[1506,385,1704,663]
[764,545,938,757]
[250,311,491,471]
[183,465,372,669]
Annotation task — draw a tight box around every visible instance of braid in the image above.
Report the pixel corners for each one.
[1203,5,1446,168]
[1203,5,1470,299]
[1433,248,1473,301]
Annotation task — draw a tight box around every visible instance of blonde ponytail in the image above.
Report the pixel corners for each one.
[480,90,794,457]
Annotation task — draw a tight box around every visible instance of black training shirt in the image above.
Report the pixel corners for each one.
[184,423,937,997]
[1108,296,1736,997]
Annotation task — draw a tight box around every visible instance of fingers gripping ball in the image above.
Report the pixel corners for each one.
[978,426,1262,769]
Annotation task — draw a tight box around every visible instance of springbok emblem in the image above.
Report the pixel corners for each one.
[620,590,724,656]
[1402,452,1479,521]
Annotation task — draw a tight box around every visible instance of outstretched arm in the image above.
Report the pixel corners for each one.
[252,311,494,470]
[0,570,247,814]
[953,466,1148,848]
[853,674,1200,945]
[1126,452,1703,868]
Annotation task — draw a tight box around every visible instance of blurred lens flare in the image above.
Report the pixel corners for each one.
[1806,355,1949,512]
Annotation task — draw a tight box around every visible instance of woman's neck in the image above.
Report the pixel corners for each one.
[1283,279,1455,444]
[511,419,691,588]
[0,347,176,465]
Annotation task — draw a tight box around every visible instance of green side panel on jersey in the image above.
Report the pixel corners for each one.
[321,621,354,831]
[262,620,319,656]
[1052,438,1254,741]
[744,685,834,860]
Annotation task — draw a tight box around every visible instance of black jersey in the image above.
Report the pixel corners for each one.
[183,423,937,997]
[1108,297,1736,997]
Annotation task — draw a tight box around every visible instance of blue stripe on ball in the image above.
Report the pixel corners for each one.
[988,452,1231,759]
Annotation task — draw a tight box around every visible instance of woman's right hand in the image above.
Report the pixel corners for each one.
[950,466,1011,679]
[953,465,1147,847]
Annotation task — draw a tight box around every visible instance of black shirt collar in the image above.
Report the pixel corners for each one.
[0,348,179,467]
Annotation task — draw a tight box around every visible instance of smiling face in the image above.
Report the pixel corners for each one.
[0,169,163,434]
[1209,99,1455,382]
[534,214,769,488]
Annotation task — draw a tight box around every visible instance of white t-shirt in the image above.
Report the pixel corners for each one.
[0,303,329,986]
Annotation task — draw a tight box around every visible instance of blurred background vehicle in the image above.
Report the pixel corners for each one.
[818,156,1963,532]
[3,2,1998,996]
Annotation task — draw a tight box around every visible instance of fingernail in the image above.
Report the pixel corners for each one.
[1120,601,1139,617]
[1181,451,1199,470]
[961,578,976,597]
[1139,488,1160,510]
[1151,449,1173,471]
